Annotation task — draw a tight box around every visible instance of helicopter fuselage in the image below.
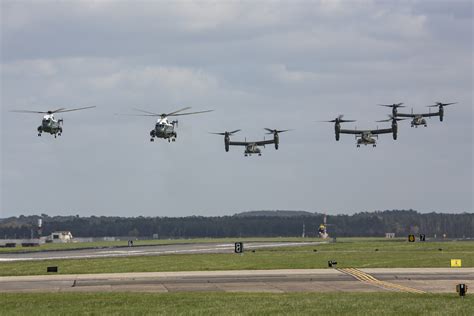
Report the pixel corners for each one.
[149,117,177,142]
[38,114,62,138]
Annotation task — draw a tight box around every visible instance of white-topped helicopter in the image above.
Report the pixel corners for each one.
[125,107,213,142]
[10,106,96,138]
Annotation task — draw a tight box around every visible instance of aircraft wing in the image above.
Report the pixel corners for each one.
[420,112,439,118]
[254,139,275,146]
[339,129,362,135]
[229,139,275,146]
[228,141,250,146]
[396,113,416,118]
[370,128,393,135]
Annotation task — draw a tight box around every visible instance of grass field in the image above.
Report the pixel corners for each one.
[1,292,472,315]
[1,239,472,276]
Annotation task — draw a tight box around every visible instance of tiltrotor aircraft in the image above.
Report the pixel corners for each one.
[325,115,402,147]
[379,102,456,128]
[125,107,213,142]
[10,106,96,138]
[210,128,290,156]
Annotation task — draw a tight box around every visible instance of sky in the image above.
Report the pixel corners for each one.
[1,0,472,218]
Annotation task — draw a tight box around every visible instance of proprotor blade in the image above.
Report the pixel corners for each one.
[210,129,241,136]
[428,102,457,107]
[264,128,292,134]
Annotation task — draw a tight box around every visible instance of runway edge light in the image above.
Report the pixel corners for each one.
[450,259,462,267]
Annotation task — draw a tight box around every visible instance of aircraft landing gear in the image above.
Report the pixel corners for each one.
[357,144,360,148]
[373,144,376,147]
[172,138,176,142]
[150,138,154,142]
[258,153,262,156]
[38,133,42,137]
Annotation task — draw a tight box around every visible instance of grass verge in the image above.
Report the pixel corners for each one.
[0,292,472,316]
[0,239,472,276]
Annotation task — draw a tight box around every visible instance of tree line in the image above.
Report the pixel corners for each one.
[0,210,472,239]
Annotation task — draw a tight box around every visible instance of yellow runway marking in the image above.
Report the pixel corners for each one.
[338,268,425,294]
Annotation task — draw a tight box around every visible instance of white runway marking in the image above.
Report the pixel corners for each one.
[0,242,327,262]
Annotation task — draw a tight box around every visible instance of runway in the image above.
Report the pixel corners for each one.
[1,268,472,293]
[0,241,324,262]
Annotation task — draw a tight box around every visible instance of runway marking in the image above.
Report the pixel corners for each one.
[338,268,426,294]
[0,242,327,262]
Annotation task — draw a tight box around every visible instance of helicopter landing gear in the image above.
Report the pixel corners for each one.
[54,134,57,138]
[168,138,171,143]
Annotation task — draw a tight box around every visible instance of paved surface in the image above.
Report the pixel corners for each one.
[0,268,472,293]
[0,241,323,262]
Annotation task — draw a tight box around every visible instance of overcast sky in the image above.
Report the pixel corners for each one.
[1,0,472,218]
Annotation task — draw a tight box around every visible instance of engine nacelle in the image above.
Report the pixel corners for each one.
[274,133,279,150]
[439,108,444,122]
[392,121,398,140]
[225,136,230,152]
[335,123,340,141]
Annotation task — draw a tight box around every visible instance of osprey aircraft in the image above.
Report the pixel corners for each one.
[10,106,96,138]
[325,115,402,147]
[123,107,213,142]
[210,128,290,156]
[379,102,456,128]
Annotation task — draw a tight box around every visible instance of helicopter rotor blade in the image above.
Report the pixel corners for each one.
[132,108,161,116]
[165,107,192,116]
[54,106,96,113]
[9,110,50,114]
[170,109,214,117]
[115,113,158,117]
